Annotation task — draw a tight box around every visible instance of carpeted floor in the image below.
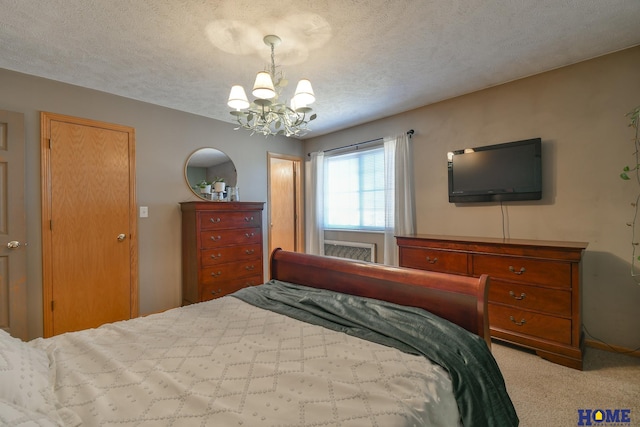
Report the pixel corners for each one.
[491,342,640,426]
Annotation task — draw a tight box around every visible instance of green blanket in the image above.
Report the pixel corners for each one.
[232,279,518,427]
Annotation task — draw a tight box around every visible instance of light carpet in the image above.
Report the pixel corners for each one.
[492,342,640,426]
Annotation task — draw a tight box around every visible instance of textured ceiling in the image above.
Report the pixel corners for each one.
[1,0,639,139]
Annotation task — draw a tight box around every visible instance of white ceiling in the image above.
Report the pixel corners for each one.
[1,0,639,139]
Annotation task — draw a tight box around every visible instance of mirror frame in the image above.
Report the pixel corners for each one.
[184,147,237,200]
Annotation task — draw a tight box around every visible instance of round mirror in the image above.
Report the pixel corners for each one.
[185,148,237,200]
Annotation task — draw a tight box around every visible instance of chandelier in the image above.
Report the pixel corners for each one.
[227,35,317,138]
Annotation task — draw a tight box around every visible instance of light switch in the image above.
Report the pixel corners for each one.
[140,206,148,218]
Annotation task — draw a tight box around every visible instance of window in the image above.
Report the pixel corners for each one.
[324,146,385,230]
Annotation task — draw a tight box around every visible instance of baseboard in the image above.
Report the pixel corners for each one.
[585,339,640,357]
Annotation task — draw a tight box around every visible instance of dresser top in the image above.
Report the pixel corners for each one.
[180,201,264,212]
[396,234,588,251]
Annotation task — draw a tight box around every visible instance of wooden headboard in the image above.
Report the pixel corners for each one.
[269,249,491,347]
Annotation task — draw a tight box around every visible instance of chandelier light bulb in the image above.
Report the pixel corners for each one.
[227,85,250,110]
[252,71,276,99]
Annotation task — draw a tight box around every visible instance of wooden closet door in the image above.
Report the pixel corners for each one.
[0,110,27,340]
[268,153,303,257]
[41,112,138,337]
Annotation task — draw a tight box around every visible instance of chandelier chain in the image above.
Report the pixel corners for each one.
[270,41,276,78]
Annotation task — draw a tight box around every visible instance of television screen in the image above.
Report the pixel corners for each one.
[448,138,542,203]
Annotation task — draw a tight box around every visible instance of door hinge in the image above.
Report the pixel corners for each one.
[48,138,52,149]
[51,300,54,311]
[50,220,53,230]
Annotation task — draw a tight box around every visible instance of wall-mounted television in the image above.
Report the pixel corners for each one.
[448,138,542,203]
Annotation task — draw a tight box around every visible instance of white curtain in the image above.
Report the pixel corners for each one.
[305,151,325,255]
[383,133,416,265]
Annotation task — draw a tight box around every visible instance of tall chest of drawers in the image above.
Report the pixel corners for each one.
[397,235,588,369]
[180,201,264,305]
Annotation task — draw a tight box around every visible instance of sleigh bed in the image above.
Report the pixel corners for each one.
[0,249,517,426]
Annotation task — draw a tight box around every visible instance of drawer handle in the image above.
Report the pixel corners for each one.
[209,217,221,223]
[210,253,222,259]
[245,265,255,271]
[245,232,255,238]
[509,316,527,326]
[245,249,255,255]
[508,266,526,275]
[425,256,438,264]
[210,271,222,278]
[509,291,527,300]
[211,288,222,295]
[210,235,222,241]
[244,216,254,222]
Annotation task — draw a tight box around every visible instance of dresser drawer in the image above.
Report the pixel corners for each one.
[200,275,263,301]
[200,227,261,248]
[201,244,261,266]
[399,247,468,274]
[489,280,571,317]
[199,211,261,230]
[472,254,571,288]
[489,304,571,345]
[200,260,262,284]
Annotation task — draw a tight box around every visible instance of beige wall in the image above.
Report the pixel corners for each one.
[4,46,639,349]
[0,68,304,339]
[305,47,640,350]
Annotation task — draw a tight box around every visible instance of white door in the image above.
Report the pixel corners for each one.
[0,110,27,340]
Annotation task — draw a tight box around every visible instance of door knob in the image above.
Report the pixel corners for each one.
[117,234,126,241]
[7,241,21,249]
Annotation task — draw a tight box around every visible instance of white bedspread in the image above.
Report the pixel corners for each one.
[33,296,461,426]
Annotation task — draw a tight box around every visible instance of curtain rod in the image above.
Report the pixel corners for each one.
[308,129,414,157]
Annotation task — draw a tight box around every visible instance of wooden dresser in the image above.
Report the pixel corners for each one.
[180,201,264,305]
[397,235,588,369]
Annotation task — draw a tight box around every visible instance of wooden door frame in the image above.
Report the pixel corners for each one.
[267,152,303,257]
[40,112,138,337]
